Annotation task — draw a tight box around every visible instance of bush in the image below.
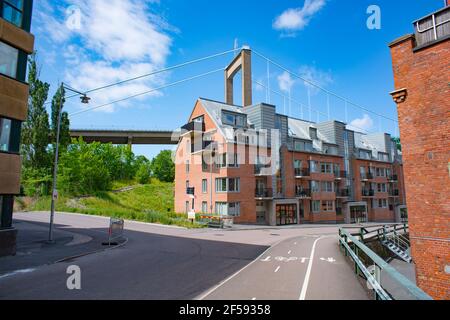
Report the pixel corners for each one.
[135,162,152,184]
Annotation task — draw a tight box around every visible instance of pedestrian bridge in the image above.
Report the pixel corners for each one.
[70,129,178,145]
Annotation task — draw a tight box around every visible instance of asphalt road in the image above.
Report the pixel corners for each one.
[0,212,369,300]
[200,235,368,300]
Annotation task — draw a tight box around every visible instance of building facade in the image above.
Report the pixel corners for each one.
[175,50,407,226]
[0,0,34,256]
[389,4,449,300]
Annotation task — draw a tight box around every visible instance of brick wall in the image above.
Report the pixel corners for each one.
[389,35,450,300]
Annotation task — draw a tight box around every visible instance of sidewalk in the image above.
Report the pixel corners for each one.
[0,217,119,276]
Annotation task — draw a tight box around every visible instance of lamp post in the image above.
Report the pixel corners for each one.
[48,82,90,243]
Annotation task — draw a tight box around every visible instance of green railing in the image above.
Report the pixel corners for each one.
[338,228,432,300]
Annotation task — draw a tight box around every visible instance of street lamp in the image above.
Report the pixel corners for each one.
[48,82,91,243]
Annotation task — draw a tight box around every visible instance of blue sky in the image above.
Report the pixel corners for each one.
[32,0,444,159]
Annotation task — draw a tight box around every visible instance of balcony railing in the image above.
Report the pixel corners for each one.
[191,140,215,154]
[361,173,374,180]
[182,121,205,135]
[255,165,271,175]
[295,168,311,177]
[255,188,273,199]
[362,189,375,197]
[336,189,350,198]
[334,171,348,179]
[389,189,400,197]
[295,188,311,198]
[389,175,398,182]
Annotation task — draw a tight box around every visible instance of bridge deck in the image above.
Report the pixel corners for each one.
[70,129,178,145]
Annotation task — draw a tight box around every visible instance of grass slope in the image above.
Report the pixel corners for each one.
[19,180,204,229]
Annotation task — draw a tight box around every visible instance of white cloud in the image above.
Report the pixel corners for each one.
[35,0,174,113]
[299,65,333,94]
[277,71,295,93]
[273,0,326,36]
[348,115,374,133]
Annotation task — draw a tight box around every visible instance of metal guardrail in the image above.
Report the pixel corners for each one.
[414,6,450,47]
[339,227,432,300]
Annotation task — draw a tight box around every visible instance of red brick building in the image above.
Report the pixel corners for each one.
[389,4,449,300]
[175,50,407,226]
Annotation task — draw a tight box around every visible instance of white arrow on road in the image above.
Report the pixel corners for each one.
[320,257,336,263]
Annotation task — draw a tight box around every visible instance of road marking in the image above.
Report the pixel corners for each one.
[196,239,284,300]
[299,236,326,300]
[260,256,271,262]
[320,257,336,264]
[275,266,281,273]
[252,297,256,300]
[288,250,292,255]
[294,242,298,245]
[0,268,36,280]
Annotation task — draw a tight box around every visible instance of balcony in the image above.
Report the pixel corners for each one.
[255,188,273,199]
[191,140,216,154]
[336,189,350,198]
[361,173,374,181]
[334,171,347,180]
[362,189,375,197]
[295,188,311,199]
[414,6,450,49]
[295,168,311,178]
[255,165,271,176]
[389,189,400,197]
[181,121,205,137]
[389,175,398,182]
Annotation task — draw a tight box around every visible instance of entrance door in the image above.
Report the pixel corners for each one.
[276,204,298,226]
[350,206,368,223]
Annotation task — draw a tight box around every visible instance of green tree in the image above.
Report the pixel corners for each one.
[135,162,152,184]
[151,150,175,183]
[50,85,71,151]
[392,137,402,152]
[21,53,51,170]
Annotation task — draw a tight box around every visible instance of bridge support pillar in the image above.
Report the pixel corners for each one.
[127,136,133,151]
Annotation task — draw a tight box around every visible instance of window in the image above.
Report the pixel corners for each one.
[377,199,388,208]
[311,181,320,193]
[2,0,24,28]
[378,183,387,193]
[310,161,319,173]
[202,158,208,171]
[185,201,190,213]
[228,203,241,217]
[359,150,372,160]
[228,178,240,192]
[378,153,390,162]
[202,179,208,193]
[0,118,11,152]
[294,140,313,152]
[309,128,318,140]
[321,181,334,193]
[215,202,240,217]
[0,117,20,153]
[193,115,204,123]
[312,201,321,213]
[202,202,208,213]
[294,160,302,169]
[322,201,334,212]
[217,153,240,168]
[186,160,190,174]
[215,178,240,193]
[323,144,338,155]
[321,162,333,174]
[222,111,246,128]
[360,166,366,178]
[0,41,18,78]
